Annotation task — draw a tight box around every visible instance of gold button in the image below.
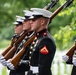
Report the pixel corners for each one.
[25,36,28,38]
[29,56,31,59]
[44,33,47,35]
[23,40,26,43]
[35,37,37,40]
[37,33,39,36]
[32,41,35,44]
[29,51,32,54]
[30,46,33,49]
[34,44,36,47]
[29,62,30,66]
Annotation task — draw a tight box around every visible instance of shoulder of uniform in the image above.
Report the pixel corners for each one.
[40,37,51,42]
[39,37,56,46]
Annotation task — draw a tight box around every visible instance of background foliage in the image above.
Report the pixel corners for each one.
[0,0,76,50]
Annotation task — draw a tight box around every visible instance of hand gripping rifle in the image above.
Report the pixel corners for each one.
[7,32,36,70]
[4,31,28,60]
[66,40,76,60]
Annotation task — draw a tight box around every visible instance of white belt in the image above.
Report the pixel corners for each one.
[30,66,39,74]
[25,71,28,75]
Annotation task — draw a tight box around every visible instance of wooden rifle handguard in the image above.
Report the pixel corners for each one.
[1,35,17,56]
[66,40,76,60]
[9,32,36,69]
[4,31,28,60]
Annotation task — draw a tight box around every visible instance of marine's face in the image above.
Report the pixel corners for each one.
[23,20,31,31]
[30,17,42,32]
[14,24,23,35]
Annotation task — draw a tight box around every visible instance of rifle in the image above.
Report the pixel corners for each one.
[7,32,36,69]
[66,40,76,60]
[44,0,59,10]
[49,0,73,21]
[4,31,28,60]
[48,0,74,60]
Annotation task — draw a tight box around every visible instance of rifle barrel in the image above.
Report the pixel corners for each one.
[1,36,16,56]
[3,31,28,60]
[49,0,73,21]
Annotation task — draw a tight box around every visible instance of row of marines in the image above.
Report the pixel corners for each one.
[0,5,76,75]
[0,7,56,75]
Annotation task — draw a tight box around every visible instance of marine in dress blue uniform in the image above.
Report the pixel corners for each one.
[25,8,56,75]
[8,10,33,75]
[62,43,76,75]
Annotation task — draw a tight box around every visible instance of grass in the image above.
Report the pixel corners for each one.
[2,67,7,75]
[1,64,72,75]
[0,40,10,75]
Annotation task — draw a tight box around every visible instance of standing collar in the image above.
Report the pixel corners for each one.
[36,29,48,37]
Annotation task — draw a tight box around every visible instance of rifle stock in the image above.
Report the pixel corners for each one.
[4,46,16,60]
[14,31,28,46]
[66,40,76,59]
[4,31,28,60]
[9,32,36,69]
[50,6,63,20]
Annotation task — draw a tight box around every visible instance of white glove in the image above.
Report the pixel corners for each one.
[62,55,69,62]
[72,50,76,66]
[0,59,7,66]
[6,59,15,70]
[0,54,7,66]
[72,57,76,66]
[0,54,5,60]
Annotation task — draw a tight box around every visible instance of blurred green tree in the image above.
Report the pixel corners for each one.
[0,0,75,50]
